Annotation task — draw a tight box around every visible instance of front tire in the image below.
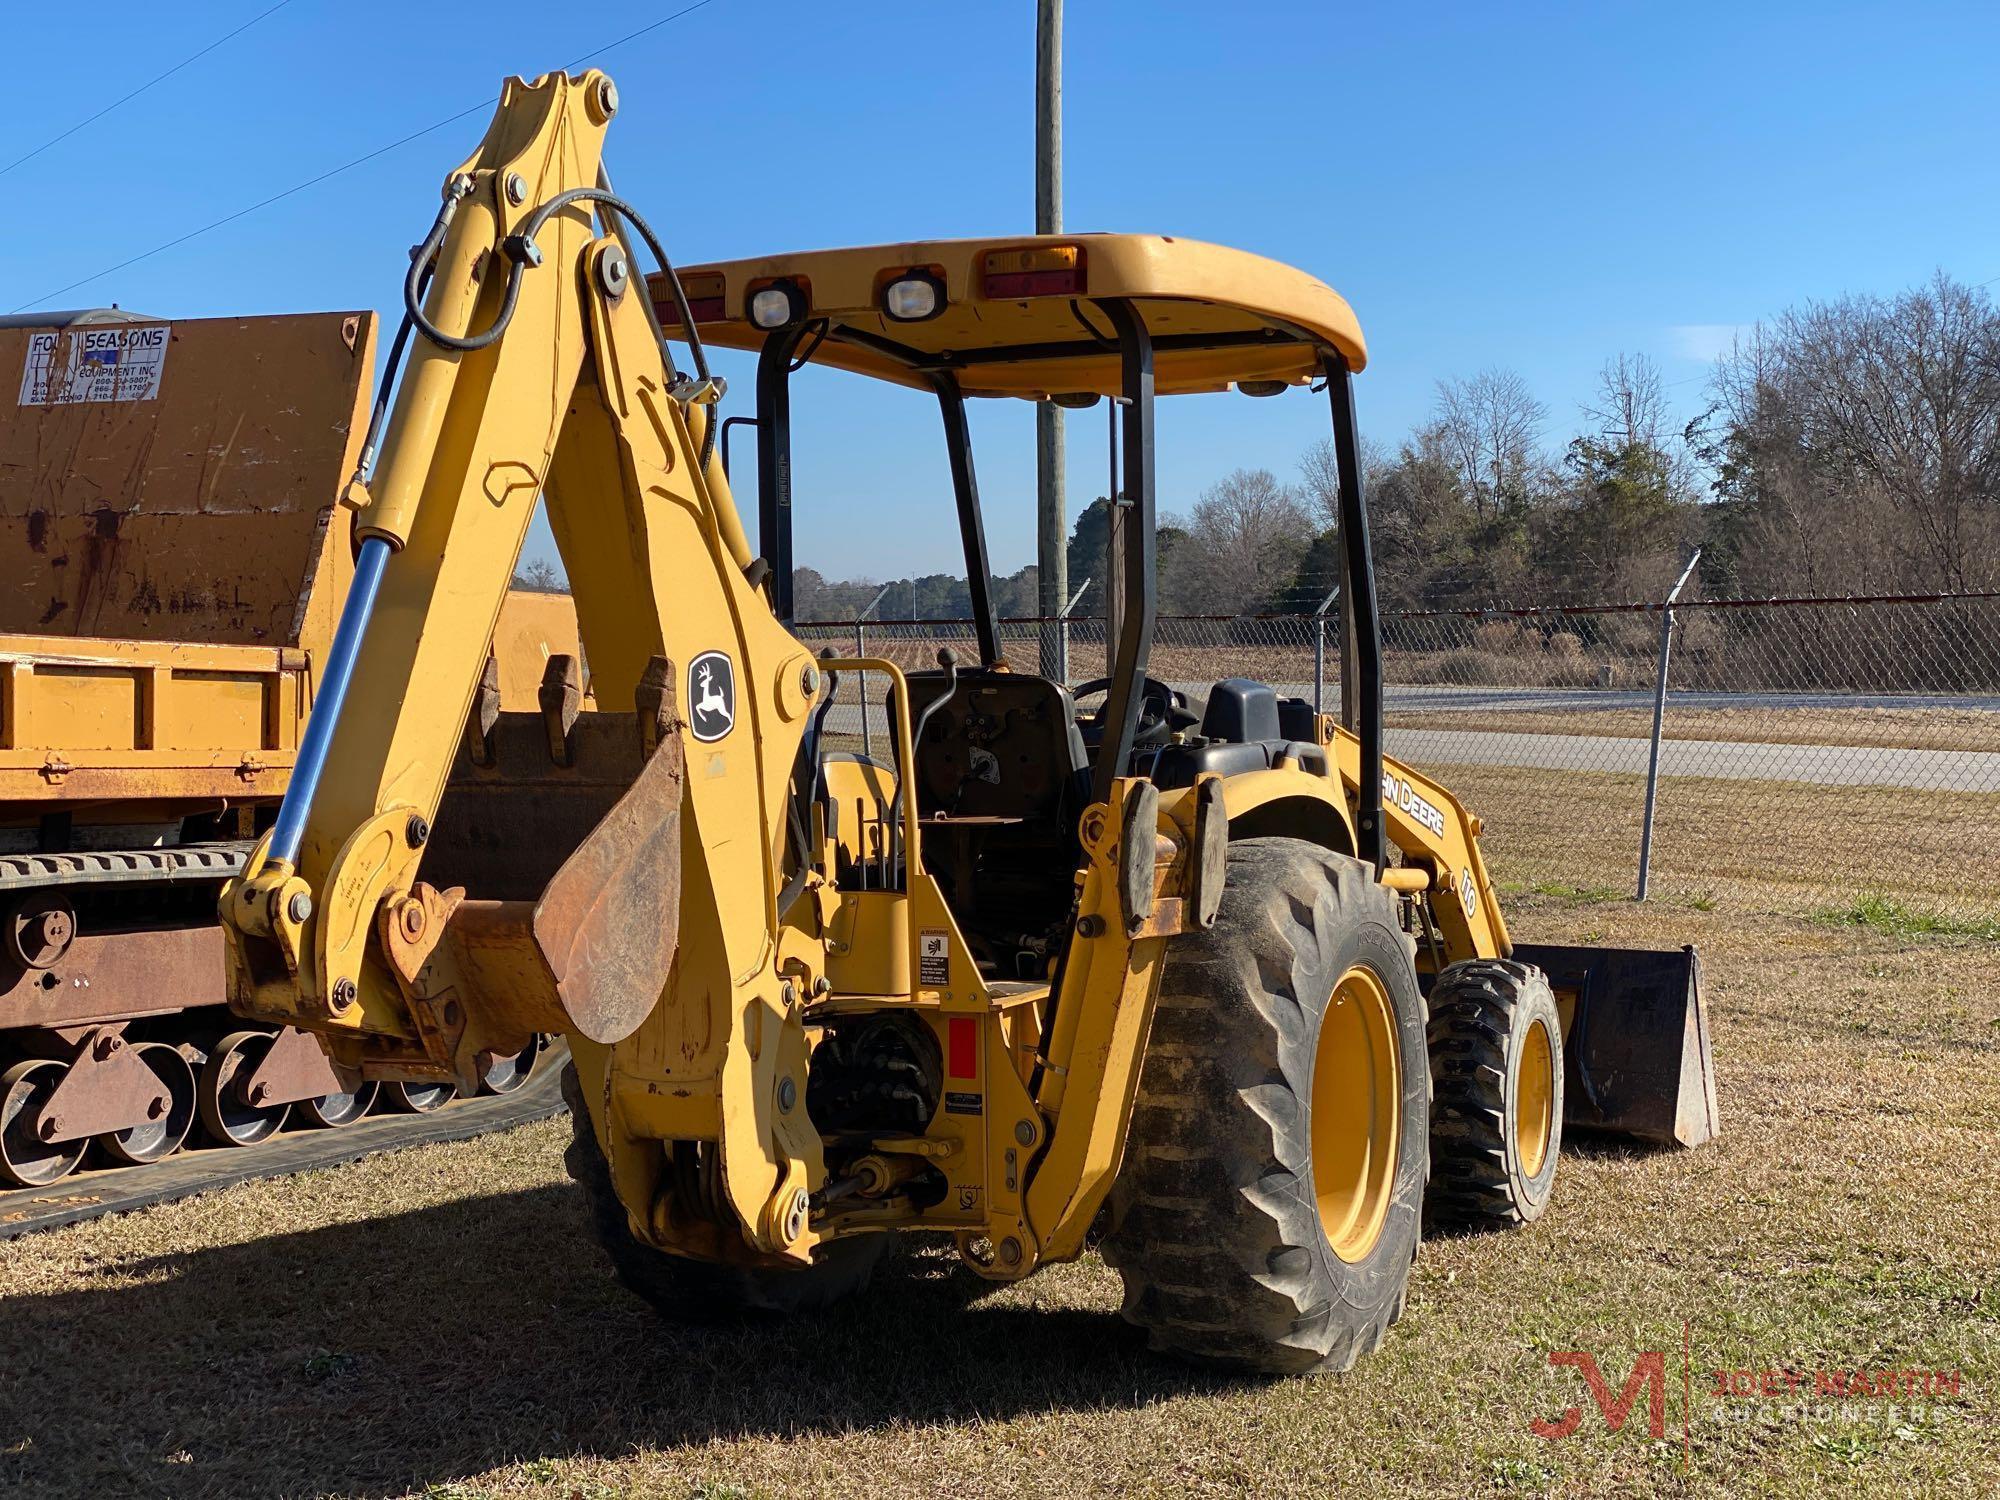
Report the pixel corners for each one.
[1104,838,1429,1375]
[1426,959,1564,1230]
[561,1063,888,1318]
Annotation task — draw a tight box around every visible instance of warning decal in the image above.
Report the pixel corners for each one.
[19,324,171,406]
[919,928,950,986]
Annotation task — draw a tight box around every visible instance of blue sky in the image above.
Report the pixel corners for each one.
[5,2,1996,582]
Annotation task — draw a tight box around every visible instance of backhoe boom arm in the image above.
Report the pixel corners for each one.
[221,71,828,1256]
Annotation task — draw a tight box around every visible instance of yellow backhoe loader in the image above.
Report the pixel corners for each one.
[220,71,1715,1375]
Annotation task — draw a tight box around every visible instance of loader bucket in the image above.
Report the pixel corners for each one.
[1511,943,1718,1149]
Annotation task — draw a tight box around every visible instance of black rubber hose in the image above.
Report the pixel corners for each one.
[518,186,718,470]
[404,197,530,354]
[402,186,717,469]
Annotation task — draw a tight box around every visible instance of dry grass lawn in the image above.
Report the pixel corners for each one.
[1435,764,1999,928]
[1,811,1995,1496]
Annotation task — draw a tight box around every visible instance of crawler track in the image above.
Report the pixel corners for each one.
[0,1046,567,1240]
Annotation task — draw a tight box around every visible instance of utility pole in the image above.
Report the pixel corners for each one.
[1035,0,1066,676]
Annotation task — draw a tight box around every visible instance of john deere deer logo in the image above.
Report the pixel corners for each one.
[688,651,735,742]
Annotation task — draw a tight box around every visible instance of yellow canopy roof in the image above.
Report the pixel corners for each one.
[646,233,1366,399]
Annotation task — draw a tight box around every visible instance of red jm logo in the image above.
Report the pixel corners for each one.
[1533,1351,1668,1440]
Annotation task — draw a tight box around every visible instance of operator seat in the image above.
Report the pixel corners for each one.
[902,667,1091,977]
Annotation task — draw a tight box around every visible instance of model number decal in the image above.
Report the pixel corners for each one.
[1459,866,1479,921]
[1381,773,1447,839]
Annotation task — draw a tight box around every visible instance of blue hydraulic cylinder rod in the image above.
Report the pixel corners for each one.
[266,535,393,868]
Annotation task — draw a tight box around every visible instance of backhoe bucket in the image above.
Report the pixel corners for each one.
[426,657,684,1048]
[1512,943,1718,1149]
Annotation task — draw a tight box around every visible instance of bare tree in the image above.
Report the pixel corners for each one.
[1585,353,1670,450]
[1711,272,2000,593]
[1163,468,1315,611]
[511,557,569,593]
[1434,368,1549,518]
[1297,433,1390,531]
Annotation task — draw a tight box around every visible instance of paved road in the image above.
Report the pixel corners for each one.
[1386,727,2000,792]
[1264,683,2000,715]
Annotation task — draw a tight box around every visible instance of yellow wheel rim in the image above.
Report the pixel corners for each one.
[1517,1016,1555,1180]
[1311,964,1402,1264]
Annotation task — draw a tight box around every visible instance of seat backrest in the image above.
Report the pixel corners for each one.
[904,669,1087,822]
[1201,678,1282,744]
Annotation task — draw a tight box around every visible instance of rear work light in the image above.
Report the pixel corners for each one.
[882,270,945,322]
[982,244,1085,299]
[750,280,808,329]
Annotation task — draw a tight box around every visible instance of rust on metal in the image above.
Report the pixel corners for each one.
[428,706,647,902]
[467,654,503,767]
[528,665,684,1044]
[235,1021,346,1108]
[0,923,222,1031]
[35,1026,171,1141]
[6,891,74,969]
[0,313,375,650]
[539,654,584,768]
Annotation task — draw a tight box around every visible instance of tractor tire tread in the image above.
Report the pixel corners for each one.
[1103,838,1426,1377]
[1425,958,1562,1231]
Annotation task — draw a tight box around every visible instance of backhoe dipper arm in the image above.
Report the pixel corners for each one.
[220,72,830,1257]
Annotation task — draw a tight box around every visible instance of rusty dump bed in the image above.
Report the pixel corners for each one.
[0,313,583,818]
[0,310,371,817]
[0,310,370,647]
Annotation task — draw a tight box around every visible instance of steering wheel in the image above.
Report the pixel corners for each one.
[1073,675,1189,750]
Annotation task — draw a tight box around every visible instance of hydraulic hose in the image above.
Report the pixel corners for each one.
[403,180,717,468]
[516,184,718,469]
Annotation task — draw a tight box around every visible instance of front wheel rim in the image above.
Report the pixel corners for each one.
[1311,963,1403,1264]
[1517,1016,1556,1180]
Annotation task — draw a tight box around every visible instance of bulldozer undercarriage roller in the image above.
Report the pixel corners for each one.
[96,1044,198,1167]
[0,1021,566,1221]
[0,1059,88,1187]
[199,1030,292,1147]
[385,1079,457,1114]
[296,1078,380,1129]
[478,1038,543,1096]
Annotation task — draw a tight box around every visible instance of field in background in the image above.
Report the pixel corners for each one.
[1438,765,1998,927]
[1,809,1994,1498]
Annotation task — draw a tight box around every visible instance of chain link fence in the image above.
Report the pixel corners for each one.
[795,593,2000,933]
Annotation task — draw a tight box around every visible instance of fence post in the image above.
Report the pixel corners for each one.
[1311,586,1340,715]
[854,620,870,760]
[1058,576,1090,688]
[1636,549,1701,901]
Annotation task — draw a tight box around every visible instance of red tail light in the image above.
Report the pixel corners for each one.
[658,273,726,327]
[982,245,1086,300]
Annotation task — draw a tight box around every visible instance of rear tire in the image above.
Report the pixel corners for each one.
[561,1063,889,1317]
[1426,959,1564,1230]
[1104,838,1429,1376]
